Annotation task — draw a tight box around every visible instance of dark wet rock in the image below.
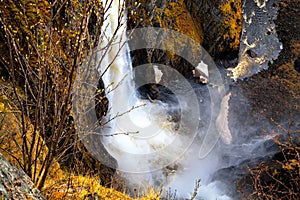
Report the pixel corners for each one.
[294,58,300,73]
[137,84,160,101]
[0,154,45,200]
[95,78,109,119]
[238,75,297,120]
[272,0,300,69]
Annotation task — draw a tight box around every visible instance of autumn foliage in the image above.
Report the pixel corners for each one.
[239,120,300,199]
[0,0,104,190]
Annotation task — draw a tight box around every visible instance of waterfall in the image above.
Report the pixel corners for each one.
[98,0,231,199]
[99,0,182,172]
[95,1,275,200]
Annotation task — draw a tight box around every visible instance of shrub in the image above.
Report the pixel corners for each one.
[239,119,300,199]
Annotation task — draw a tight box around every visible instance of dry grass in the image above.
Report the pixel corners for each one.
[0,91,161,200]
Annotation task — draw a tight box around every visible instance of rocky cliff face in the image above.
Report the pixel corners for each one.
[230,0,282,80]
[126,0,209,101]
[185,0,242,59]
[125,0,299,118]
[233,0,300,120]
[127,0,202,70]
[126,0,244,89]
[0,154,45,200]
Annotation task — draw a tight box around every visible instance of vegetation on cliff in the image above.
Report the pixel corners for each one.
[220,0,242,50]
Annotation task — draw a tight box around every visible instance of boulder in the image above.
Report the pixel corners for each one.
[0,154,45,200]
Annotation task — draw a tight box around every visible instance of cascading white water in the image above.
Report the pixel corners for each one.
[97,1,275,199]
[99,0,185,173]
[98,0,233,199]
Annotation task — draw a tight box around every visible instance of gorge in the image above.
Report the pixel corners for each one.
[72,0,299,199]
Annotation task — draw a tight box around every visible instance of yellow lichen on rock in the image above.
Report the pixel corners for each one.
[128,0,202,44]
[156,0,203,44]
[154,0,203,67]
[220,0,242,50]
